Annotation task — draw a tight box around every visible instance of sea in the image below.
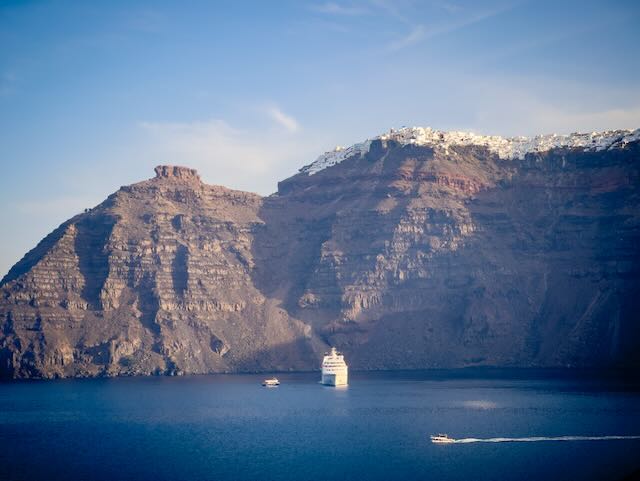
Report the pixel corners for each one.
[1,369,639,481]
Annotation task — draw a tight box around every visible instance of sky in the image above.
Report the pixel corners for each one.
[1,0,639,276]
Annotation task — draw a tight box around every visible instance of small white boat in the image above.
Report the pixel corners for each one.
[262,378,280,387]
[430,434,454,444]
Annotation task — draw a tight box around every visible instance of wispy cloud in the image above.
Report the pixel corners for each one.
[431,1,464,14]
[311,2,369,16]
[512,104,640,135]
[267,106,300,133]
[139,120,274,176]
[370,0,412,25]
[137,118,324,194]
[383,3,516,52]
[429,4,516,39]
[385,25,426,52]
[464,20,612,73]
[464,77,640,136]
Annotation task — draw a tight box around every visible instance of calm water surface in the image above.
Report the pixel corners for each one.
[1,370,639,481]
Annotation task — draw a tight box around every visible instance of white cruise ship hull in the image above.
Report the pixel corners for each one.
[321,347,349,386]
[321,371,348,386]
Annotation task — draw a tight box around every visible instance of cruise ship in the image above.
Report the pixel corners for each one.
[321,347,348,386]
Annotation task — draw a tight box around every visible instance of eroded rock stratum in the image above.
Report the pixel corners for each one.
[1,132,639,378]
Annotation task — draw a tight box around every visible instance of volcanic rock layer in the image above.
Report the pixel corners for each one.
[1,130,639,378]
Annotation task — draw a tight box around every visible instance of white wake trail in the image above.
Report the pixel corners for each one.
[450,435,640,444]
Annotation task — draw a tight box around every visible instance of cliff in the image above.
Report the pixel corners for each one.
[1,128,639,378]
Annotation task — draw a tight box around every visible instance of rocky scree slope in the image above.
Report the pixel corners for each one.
[1,129,639,378]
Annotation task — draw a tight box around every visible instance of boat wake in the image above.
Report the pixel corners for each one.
[448,435,640,444]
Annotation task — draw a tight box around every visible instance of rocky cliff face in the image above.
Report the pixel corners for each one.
[2,129,639,378]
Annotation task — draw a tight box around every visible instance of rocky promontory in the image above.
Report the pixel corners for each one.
[1,127,639,378]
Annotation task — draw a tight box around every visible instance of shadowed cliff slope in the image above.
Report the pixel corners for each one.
[1,133,639,378]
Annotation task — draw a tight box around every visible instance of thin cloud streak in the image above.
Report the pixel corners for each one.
[137,118,323,194]
[311,2,370,16]
[267,106,300,133]
[385,25,426,52]
[370,0,412,25]
[429,1,464,14]
[383,2,517,52]
[464,79,640,136]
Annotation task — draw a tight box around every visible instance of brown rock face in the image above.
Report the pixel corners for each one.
[153,165,201,182]
[1,138,640,378]
[0,171,312,378]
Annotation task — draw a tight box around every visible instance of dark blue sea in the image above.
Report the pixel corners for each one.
[1,370,639,481]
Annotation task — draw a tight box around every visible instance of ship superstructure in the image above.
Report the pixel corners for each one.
[321,347,348,386]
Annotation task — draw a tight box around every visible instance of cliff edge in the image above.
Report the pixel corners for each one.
[1,127,639,378]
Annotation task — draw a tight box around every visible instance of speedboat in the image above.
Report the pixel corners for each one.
[430,434,454,444]
[262,378,280,387]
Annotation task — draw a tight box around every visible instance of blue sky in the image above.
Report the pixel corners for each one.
[1,0,639,276]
